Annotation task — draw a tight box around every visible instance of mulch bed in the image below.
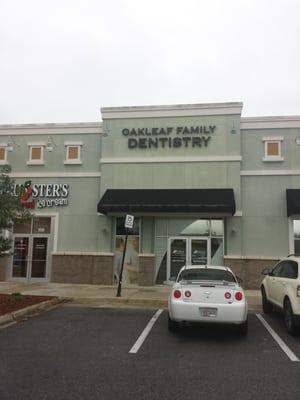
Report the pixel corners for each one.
[0,294,55,316]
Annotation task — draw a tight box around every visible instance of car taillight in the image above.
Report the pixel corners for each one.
[173,290,182,299]
[297,285,300,297]
[235,292,243,301]
[185,290,191,298]
[224,292,231,299]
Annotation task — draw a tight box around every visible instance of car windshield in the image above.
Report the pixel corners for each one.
[177,268,236,283]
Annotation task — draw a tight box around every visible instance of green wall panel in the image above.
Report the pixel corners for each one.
[242,216,289,257]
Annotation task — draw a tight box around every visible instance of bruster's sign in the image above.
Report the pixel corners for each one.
[12,181,69,209]
[122,125,216,149]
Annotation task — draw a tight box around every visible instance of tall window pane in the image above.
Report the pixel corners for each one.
[294,220,300,256]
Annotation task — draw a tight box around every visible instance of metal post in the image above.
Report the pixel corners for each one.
[116,230,128,297]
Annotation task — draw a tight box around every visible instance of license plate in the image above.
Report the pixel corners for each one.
[199,307,218,317]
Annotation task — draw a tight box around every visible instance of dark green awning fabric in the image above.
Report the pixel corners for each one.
[97,189,236,215]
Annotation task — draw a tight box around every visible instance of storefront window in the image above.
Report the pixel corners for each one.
[211,220,224,237]
[211,237,224,265]
[114,217,140,285]
[155,218,168,237]
[116,216,140,236]
[294,220,300,255]
[180,220,210,236]
[13,217,51,234]
[32,217,51,234]
[13,220,32,234]
[154,219,224,283]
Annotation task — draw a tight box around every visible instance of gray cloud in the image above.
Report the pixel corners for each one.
[0,0,299,123]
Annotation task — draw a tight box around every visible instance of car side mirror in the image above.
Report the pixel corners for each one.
[261,267,273,275]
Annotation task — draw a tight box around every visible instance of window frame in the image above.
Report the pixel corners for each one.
[262,136,284,162]
[27,143,45,165]
[292,219,300,256]
[64,142,83,165]
[0,144,8,164]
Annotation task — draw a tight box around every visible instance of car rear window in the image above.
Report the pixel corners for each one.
[178,268,236,283]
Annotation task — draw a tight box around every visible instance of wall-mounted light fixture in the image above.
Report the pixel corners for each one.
[46,136,57,152]
[102,121,111,137]
[231,124,237,134]
[6,136,20,152]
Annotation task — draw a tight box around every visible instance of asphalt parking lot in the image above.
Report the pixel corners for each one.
[1,307,300,400]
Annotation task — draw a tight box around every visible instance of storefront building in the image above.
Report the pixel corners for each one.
[0,102,300,288]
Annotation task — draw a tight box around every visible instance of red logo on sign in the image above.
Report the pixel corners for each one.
[19,181,36,209]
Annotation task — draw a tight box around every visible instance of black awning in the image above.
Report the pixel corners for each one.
[286,189,300,216]
[97,189,236,215]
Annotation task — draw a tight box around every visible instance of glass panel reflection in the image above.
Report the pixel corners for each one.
[211,220,224,236]
[294,220,300,256]
[170,239,187,279]
[116,217,140,236]
[32,217,51,234]
[180,220,210,236]
[31,237,48,278]
[12,237,29,278]
[191,239,207,265]
[13,221,31,234]
[211,238,224,265]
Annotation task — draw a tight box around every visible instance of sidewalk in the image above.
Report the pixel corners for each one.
[0,281,262,312]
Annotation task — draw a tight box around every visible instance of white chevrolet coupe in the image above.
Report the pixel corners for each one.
[168,265,248,334]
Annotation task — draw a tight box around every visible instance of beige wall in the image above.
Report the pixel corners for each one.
[51,254,114,285]
[225,257,280,289]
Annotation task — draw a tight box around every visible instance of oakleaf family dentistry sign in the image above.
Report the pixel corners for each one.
[12,181,69,209]
[121,125,217,149]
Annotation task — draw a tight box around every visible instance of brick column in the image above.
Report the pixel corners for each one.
[138,254,155,286]
[51,252,114,285]
[0,255,9,281]
[224,256,280,289]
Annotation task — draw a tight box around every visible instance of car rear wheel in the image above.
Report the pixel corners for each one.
[168,314,179,333]
[284,298,297,336]
[237,318,248,336]
[261,287,273,314]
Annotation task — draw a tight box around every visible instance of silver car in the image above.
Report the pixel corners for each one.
[168,265,248,334]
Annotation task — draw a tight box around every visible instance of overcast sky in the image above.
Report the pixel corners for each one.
[0,0,299,124]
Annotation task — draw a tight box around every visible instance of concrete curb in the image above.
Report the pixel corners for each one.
[0,313,14,326]
[0,297,69,326]
[67,297,262,313]
[68,297,168,309]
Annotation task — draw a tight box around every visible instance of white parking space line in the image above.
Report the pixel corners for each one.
[256,314,300,362]
[129,309,164,354]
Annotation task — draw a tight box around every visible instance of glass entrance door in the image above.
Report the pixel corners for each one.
[31,237,48,278]
[11,236,49,280]
[190,238,209,265]
[12,237,29,278]
[167,237,210,280]
[168,238,188,281]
